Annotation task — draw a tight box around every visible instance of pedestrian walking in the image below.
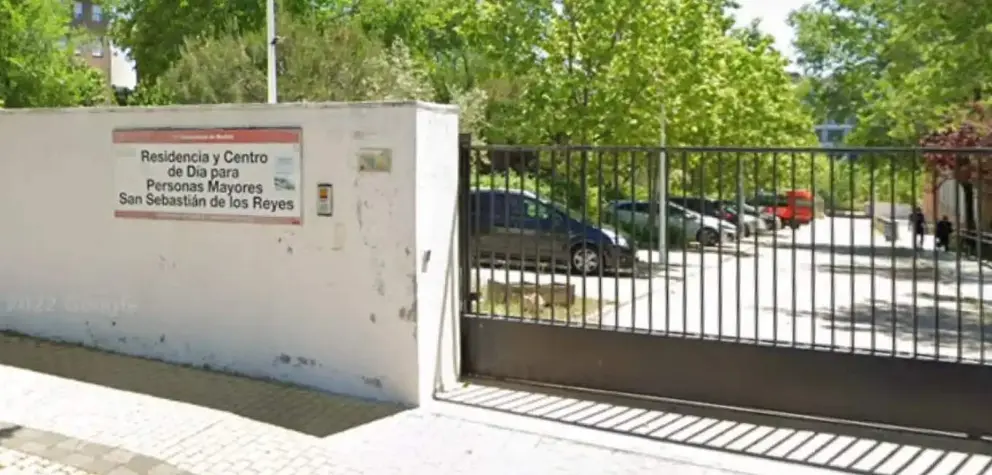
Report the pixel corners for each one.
[935,215,953,251]
[909,206,927,248]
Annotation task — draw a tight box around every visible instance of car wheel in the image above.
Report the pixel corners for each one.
[789,220,801,230]
[570,245,601,275]
[742,224,752,238]
[696,227,720,247]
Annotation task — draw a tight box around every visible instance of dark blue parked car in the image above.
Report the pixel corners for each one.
[468,189,636,274]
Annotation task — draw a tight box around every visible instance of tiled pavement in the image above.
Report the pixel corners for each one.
[0,445,92,475]
[0,423,186,475]
[1,332,991,474]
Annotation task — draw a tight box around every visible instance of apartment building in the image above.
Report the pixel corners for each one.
[814,119,854,147]
[70,0,110,78]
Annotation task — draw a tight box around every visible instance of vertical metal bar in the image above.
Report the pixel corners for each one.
[473,148,483,317]
[979,152,986,364]
[646,149,656,334]
[955,154,963,361]
[533,148,544,323]
[681,150,689,336]
[829,151,836,350]
[869,153,877,353]
[663,149,671,335]
[630,150,638,330]
[565,147,573,324]
[736,152,743,342]
[612,149,621,331]
[699,151,707,339]
[772,152,779,345]
[790,152,798,348]
[581,149,590,326]
[932,159,941,358]
[596,148,605,329]
[889,153,897,356]
[458,134,472,317]
[520,153,529,320]
[809,151,817,348]
[849,155,856,351]
[754,153,761,342]
[716,152,725,341]
[503,153,512,316]
[978,152,986,364]
[549,148,560,324]
[911,149,919,358]
[487,148,497,318]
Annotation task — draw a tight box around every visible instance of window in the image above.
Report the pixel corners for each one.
[91,4,102,22]
[73,1,84,20]
[91,40,104,57]
[523,199,553,220]
[633,202,659,215]
[825,128,846,144]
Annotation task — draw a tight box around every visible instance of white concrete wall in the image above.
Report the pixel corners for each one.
[933,177,973,223]
[865,201,912,219]
[0,102,460,406]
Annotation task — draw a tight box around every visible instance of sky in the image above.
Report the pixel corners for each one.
[732,0,810,64]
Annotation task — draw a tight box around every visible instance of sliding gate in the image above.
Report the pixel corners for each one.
[458,135,992,437]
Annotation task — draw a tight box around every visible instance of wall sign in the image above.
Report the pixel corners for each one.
[113,127,303,225]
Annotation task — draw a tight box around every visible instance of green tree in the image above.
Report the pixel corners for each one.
[790,0,992,144]
[0,0,112,107]
[146,15,434,104]
[474,0,818,199]
[109,0,342,83]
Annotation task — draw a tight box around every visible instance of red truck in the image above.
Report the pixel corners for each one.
[751,190,824,228]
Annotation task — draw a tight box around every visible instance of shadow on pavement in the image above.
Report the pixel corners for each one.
[440,381,992,475]
[788,298,991,362]
[756,241,988,284]
[0,424,18,441]
[0,332,406,437]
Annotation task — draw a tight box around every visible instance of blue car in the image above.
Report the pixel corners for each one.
[468,189,635,274]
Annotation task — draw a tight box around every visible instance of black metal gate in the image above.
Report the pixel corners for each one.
[458,135,992,437]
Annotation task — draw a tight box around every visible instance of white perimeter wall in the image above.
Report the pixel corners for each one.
[0,102,460,406]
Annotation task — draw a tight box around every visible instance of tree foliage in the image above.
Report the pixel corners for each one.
[145,16,435,104]
[0,0,112,108]
[918,103,992,230]
[109,0,826,214]
[790,0,992,145]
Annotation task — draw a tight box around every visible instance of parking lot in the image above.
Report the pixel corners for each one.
[474,217,992,363]
[605,216,992,362]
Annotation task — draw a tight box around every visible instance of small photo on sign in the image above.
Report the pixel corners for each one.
[274,156,297,191]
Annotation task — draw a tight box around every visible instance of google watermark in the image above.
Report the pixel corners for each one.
[2,295,137,317]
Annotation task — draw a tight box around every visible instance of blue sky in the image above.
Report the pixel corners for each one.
[732,0,809,64]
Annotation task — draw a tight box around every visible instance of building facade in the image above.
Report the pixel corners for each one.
[71,1,111,78]
[814,120,854,147]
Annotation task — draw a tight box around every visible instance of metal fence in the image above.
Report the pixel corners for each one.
[457,136,992,437]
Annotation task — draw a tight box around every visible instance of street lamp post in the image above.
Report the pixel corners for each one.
[266,0,277,104]
[657,104,667,264]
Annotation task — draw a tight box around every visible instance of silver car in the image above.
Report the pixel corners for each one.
[605,201,736,247]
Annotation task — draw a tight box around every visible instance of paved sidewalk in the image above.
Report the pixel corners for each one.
[1,332,990,474]
[0,423,186,475]
[0,445,91,475]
